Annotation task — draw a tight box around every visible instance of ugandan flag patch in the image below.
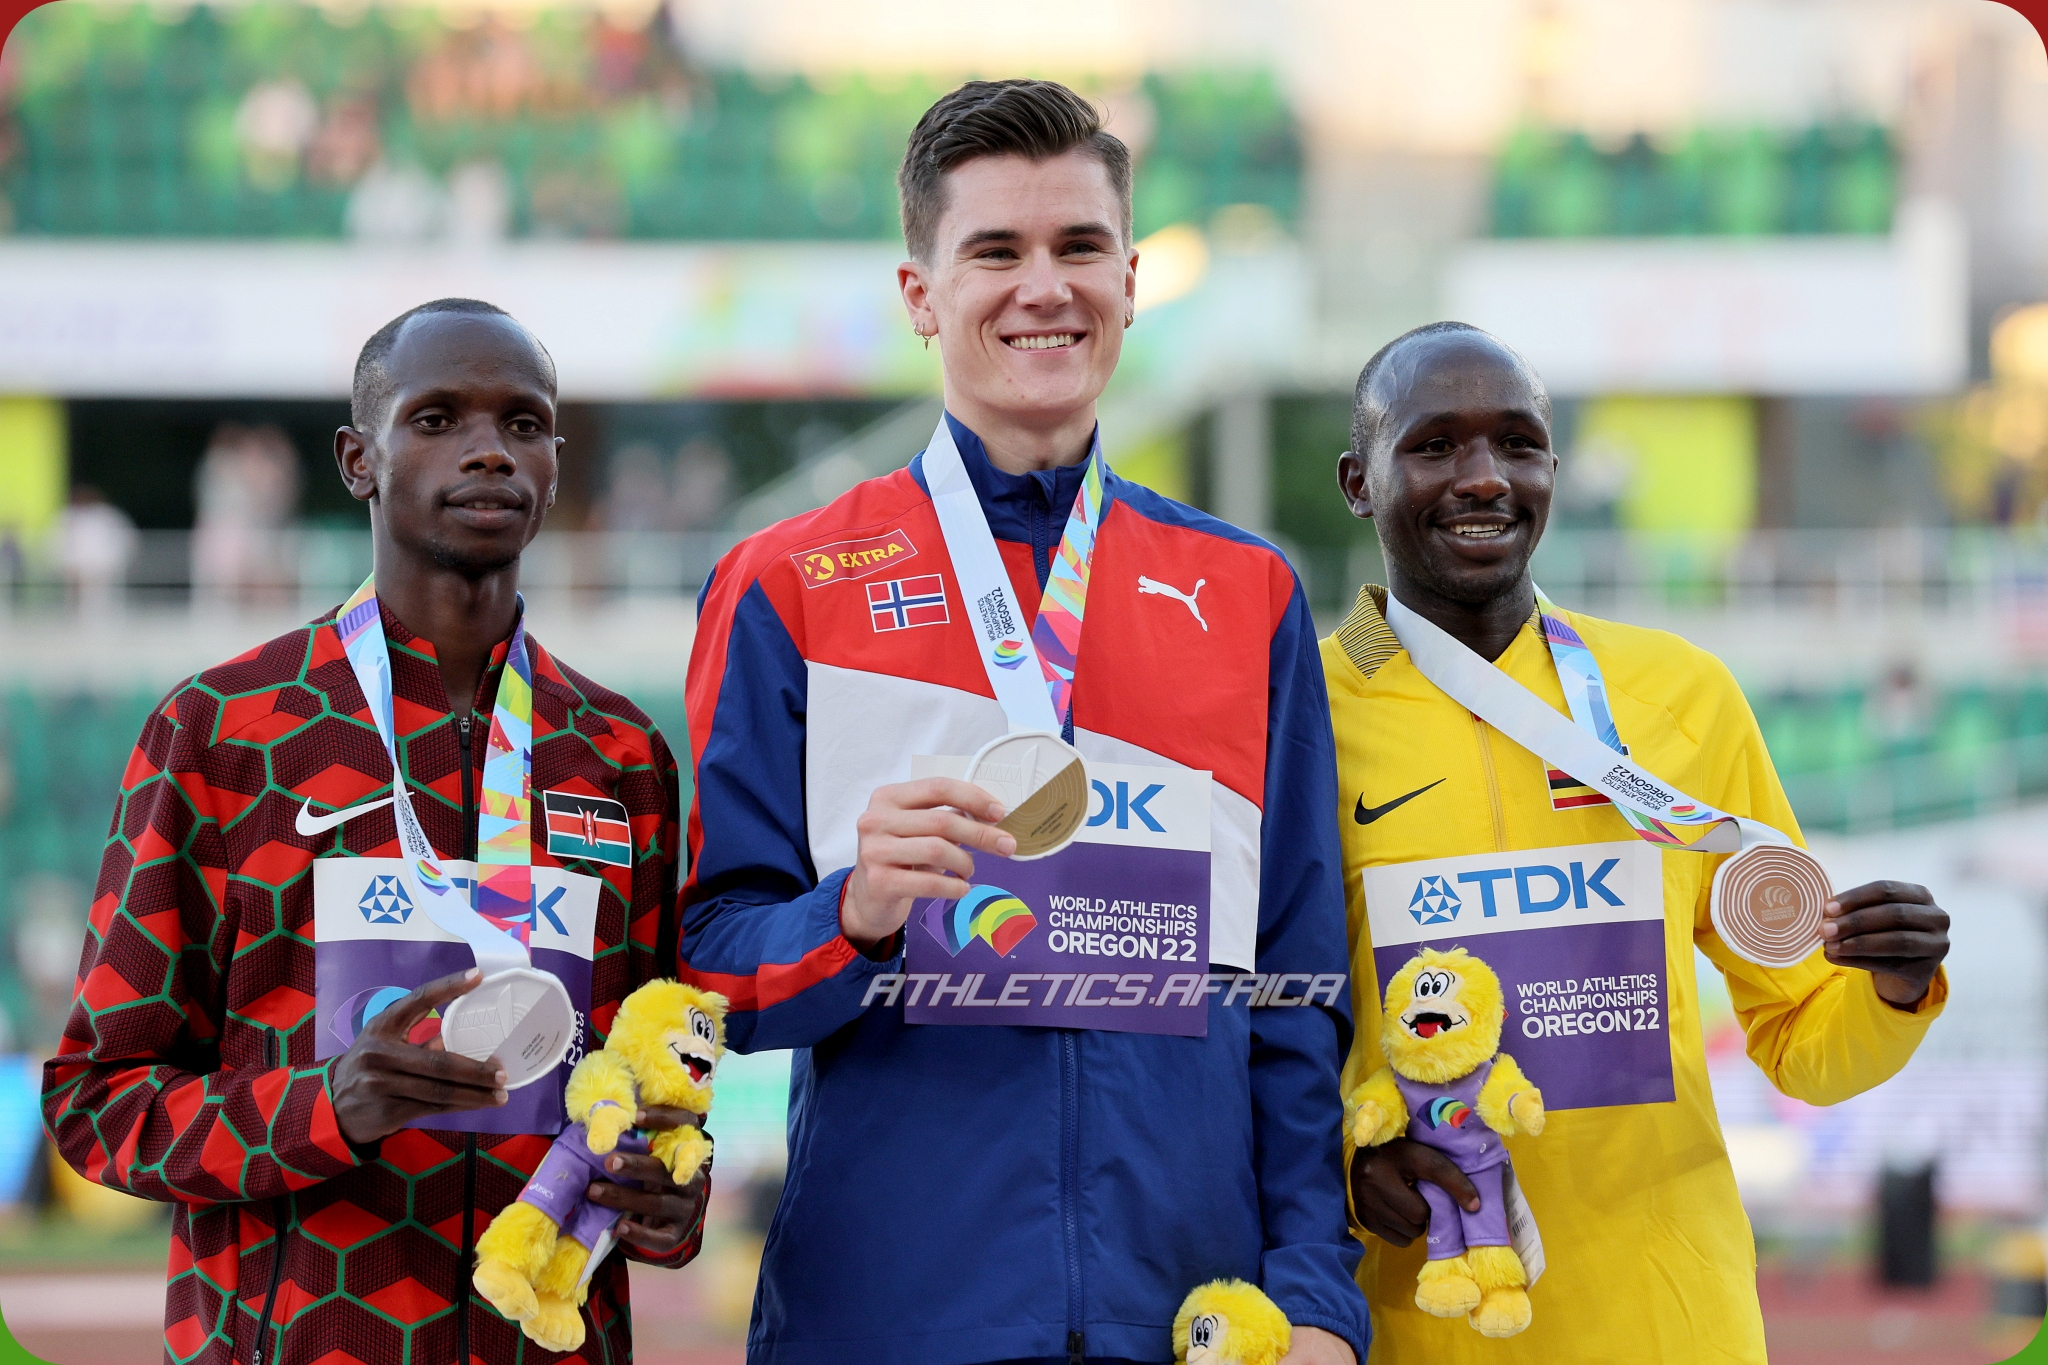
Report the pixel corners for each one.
[1549,743,1628,812]
[543,790,633,867]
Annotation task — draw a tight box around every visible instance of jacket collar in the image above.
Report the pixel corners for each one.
[1335,583,1543,683]
[342,596,575,712]
[910,411,1097,544]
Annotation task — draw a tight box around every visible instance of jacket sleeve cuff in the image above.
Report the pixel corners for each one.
[1261,1245,1370,1365]
[622,1168,711,1267]
[280,1057,373,1180]
[1341,1148,1369,1241]
[1866,963,1948,1022]
[1287,1312,1368,1365]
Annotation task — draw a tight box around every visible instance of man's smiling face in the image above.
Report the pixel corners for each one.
[902,149,1136,430]
[1345,332,1558,608]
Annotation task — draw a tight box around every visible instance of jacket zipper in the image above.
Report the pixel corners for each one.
[458,715,475,857]
[250,1030,294,1365]
[1059,1030,1082,1362]
[457,1137,477,1365]
[456,710,477,1365]
[1471,716,1509,853]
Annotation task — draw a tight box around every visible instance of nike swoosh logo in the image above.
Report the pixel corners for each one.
[1354,779,1445,825]
[295,795,396,837]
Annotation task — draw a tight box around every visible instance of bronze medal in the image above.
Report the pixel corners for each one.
[1709,843,1831,968]
[966,731,1089,860]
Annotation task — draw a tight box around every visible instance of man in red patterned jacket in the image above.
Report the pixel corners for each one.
[42,299,706,1365]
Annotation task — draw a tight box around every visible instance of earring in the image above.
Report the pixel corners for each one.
[914,323,933,350]
[1124,312,1134,329]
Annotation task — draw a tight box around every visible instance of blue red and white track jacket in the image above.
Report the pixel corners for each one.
[681,415,1367,1365]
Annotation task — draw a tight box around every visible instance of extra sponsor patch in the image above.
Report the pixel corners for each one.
[791,528,918,588]
[543,790,633,866]
[868,574,950,632]
[1549,744,1626,812]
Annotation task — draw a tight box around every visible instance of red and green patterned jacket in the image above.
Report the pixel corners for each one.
[42,602,699,1365]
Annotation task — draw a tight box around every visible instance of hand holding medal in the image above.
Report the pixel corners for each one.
[966,730,1090,859]
[842,417,1106,952]
[842,777,1018,953]
[1819,880,1951,1007]
[335,576,576,1093]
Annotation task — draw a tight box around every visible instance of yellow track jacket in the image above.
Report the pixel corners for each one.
[1324,585,1946,1365]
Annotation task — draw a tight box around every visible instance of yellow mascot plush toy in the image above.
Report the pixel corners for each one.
[1173,1280,1292,1365]
[1347,946,1544,1338]
[472,979,725,1352]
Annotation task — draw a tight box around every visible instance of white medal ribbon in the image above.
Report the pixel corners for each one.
[1382,592,1793,856]
[920,416,1065,735]
[338,602,529,977]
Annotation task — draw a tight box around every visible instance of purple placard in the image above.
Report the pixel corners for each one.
[315,939,591,1134]
[905,841,1210,1037]
[1371,920,1673,1110]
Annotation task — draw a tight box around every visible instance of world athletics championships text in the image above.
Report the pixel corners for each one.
[860,972,1348,1009]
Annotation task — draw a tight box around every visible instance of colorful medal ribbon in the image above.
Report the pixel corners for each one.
[1533,588,1730,850]
[922,416,1110,734]
[334,576,532,974]
[474,629,537,945]
[1384,588,1794,857]
[1028,448,1105,727]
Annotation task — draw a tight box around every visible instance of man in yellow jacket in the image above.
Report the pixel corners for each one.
[1324,321,1952,1363]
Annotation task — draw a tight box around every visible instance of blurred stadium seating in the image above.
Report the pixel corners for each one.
[0,3,1300,242]
[1488,121,1898,239]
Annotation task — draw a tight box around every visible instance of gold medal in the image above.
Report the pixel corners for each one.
[966,731,1089,860]
[1709,843,1831,968]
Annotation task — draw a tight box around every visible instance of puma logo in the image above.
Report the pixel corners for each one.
[1138,575,1208,631]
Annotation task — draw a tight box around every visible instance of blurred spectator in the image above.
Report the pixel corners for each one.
[306,94,382,187]
[1870,660,1934,755]
[55,485,136,617]
[346,159,445,242]
[597,438,733,532]
[673,437,733,528]
[15,874,82,1052]
[530,166,624,238]
[234,79,320,191]
[191,423,300,607]
[447,160,513,245]
[408,21,550,124]
[599,443,673,533]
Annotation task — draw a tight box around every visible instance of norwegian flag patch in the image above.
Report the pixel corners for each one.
[868,575,950,632]
[543,791,633,867]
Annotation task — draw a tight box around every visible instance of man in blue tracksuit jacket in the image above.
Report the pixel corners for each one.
[679,80,1367,1365]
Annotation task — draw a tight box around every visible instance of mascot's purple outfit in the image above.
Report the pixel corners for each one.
[516,1120,648,1251]
[1393,1058,1513,1259]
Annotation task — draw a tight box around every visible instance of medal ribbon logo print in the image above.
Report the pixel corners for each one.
[922,416,1110,734]
[334,575,534,975]
[1535,590,1729,850]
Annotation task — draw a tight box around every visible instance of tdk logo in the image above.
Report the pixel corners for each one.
[1415,857,1625,920]
[1408,875,1461,925]
[1087,780,1165,832]
[358,875,412,924]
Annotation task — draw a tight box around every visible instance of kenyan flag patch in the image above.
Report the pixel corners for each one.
[543,791,633,867]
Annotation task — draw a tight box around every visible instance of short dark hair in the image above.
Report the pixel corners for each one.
[897,79,1133,262]
[350,298,556,430]
[1349,321,1551,459]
